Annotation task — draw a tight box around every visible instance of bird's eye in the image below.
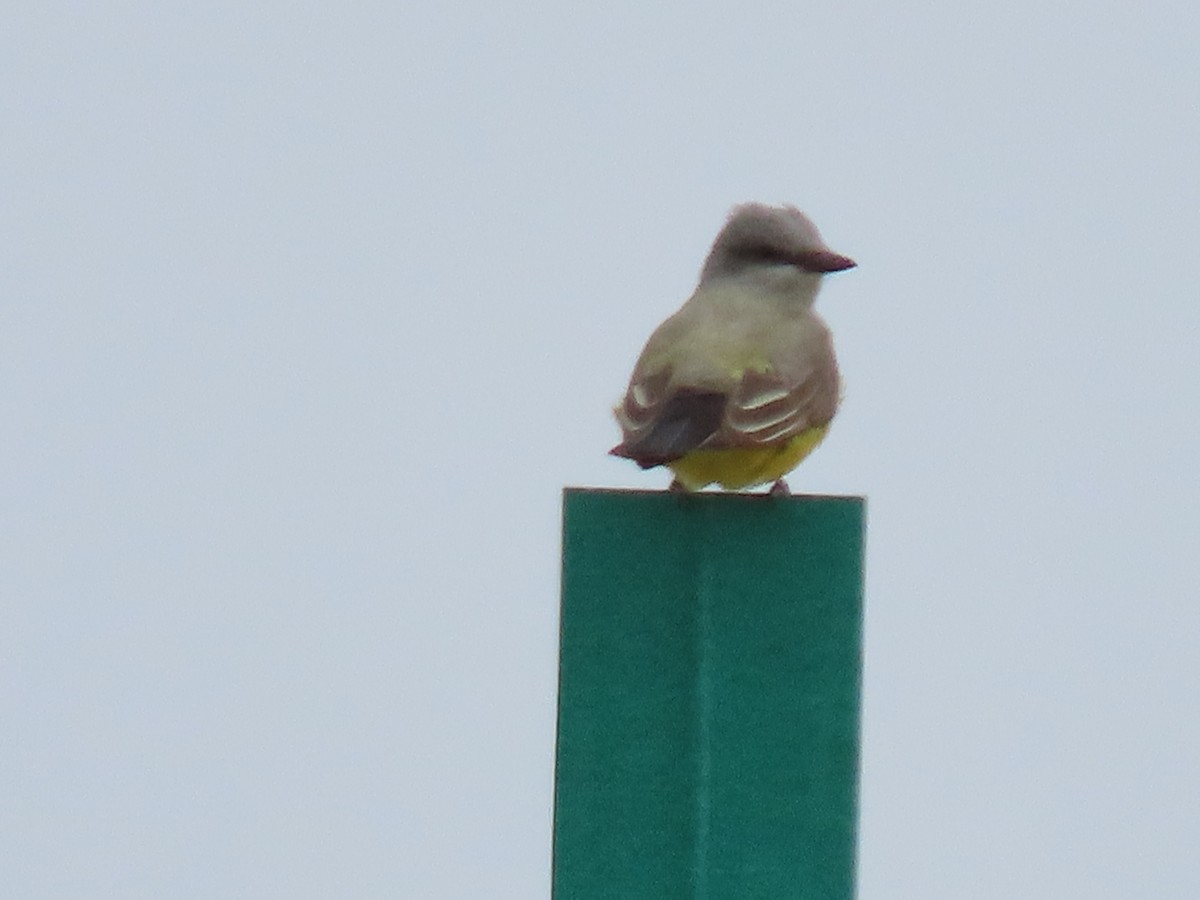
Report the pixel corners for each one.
[738,243,791,265]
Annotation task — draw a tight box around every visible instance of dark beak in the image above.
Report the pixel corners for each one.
[795,248,857,273]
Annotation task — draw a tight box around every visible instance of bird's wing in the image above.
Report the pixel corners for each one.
[713,359,839,448]
[611,338,839,466]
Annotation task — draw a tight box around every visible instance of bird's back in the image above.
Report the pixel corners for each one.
[632,278,834,393]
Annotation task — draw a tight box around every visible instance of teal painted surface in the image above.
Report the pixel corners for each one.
[554,488,865,899]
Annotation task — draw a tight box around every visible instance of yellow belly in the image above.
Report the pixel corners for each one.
[667,426,830,491]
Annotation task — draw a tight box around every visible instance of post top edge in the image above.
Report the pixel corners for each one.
[562,486,866,503]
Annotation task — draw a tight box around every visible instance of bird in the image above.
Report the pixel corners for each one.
[610,203,855,493]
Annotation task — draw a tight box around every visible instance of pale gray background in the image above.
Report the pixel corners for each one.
[3,2,1198,897]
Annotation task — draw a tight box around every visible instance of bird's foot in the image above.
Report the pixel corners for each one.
[768,479,791,497]
[668,479,688,493]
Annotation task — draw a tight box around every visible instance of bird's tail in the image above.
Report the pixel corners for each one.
[610,389,726,468]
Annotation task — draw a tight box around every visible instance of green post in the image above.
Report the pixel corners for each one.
[554,488,865,899]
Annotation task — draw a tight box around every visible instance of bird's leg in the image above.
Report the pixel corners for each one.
[768,479,791,497]
[668,479,688,493]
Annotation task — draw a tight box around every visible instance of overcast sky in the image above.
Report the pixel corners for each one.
[4,2,1199,897]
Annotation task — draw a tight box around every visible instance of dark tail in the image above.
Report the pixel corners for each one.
[610,389,727,468]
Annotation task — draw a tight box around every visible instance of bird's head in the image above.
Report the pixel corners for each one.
[700,203,856,286]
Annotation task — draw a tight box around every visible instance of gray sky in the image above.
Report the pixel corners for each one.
[4,2,1198,897]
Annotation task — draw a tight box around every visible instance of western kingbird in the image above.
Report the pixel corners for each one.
[611,203,855,493]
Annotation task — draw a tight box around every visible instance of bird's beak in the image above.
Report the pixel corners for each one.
[795,248,857,273]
